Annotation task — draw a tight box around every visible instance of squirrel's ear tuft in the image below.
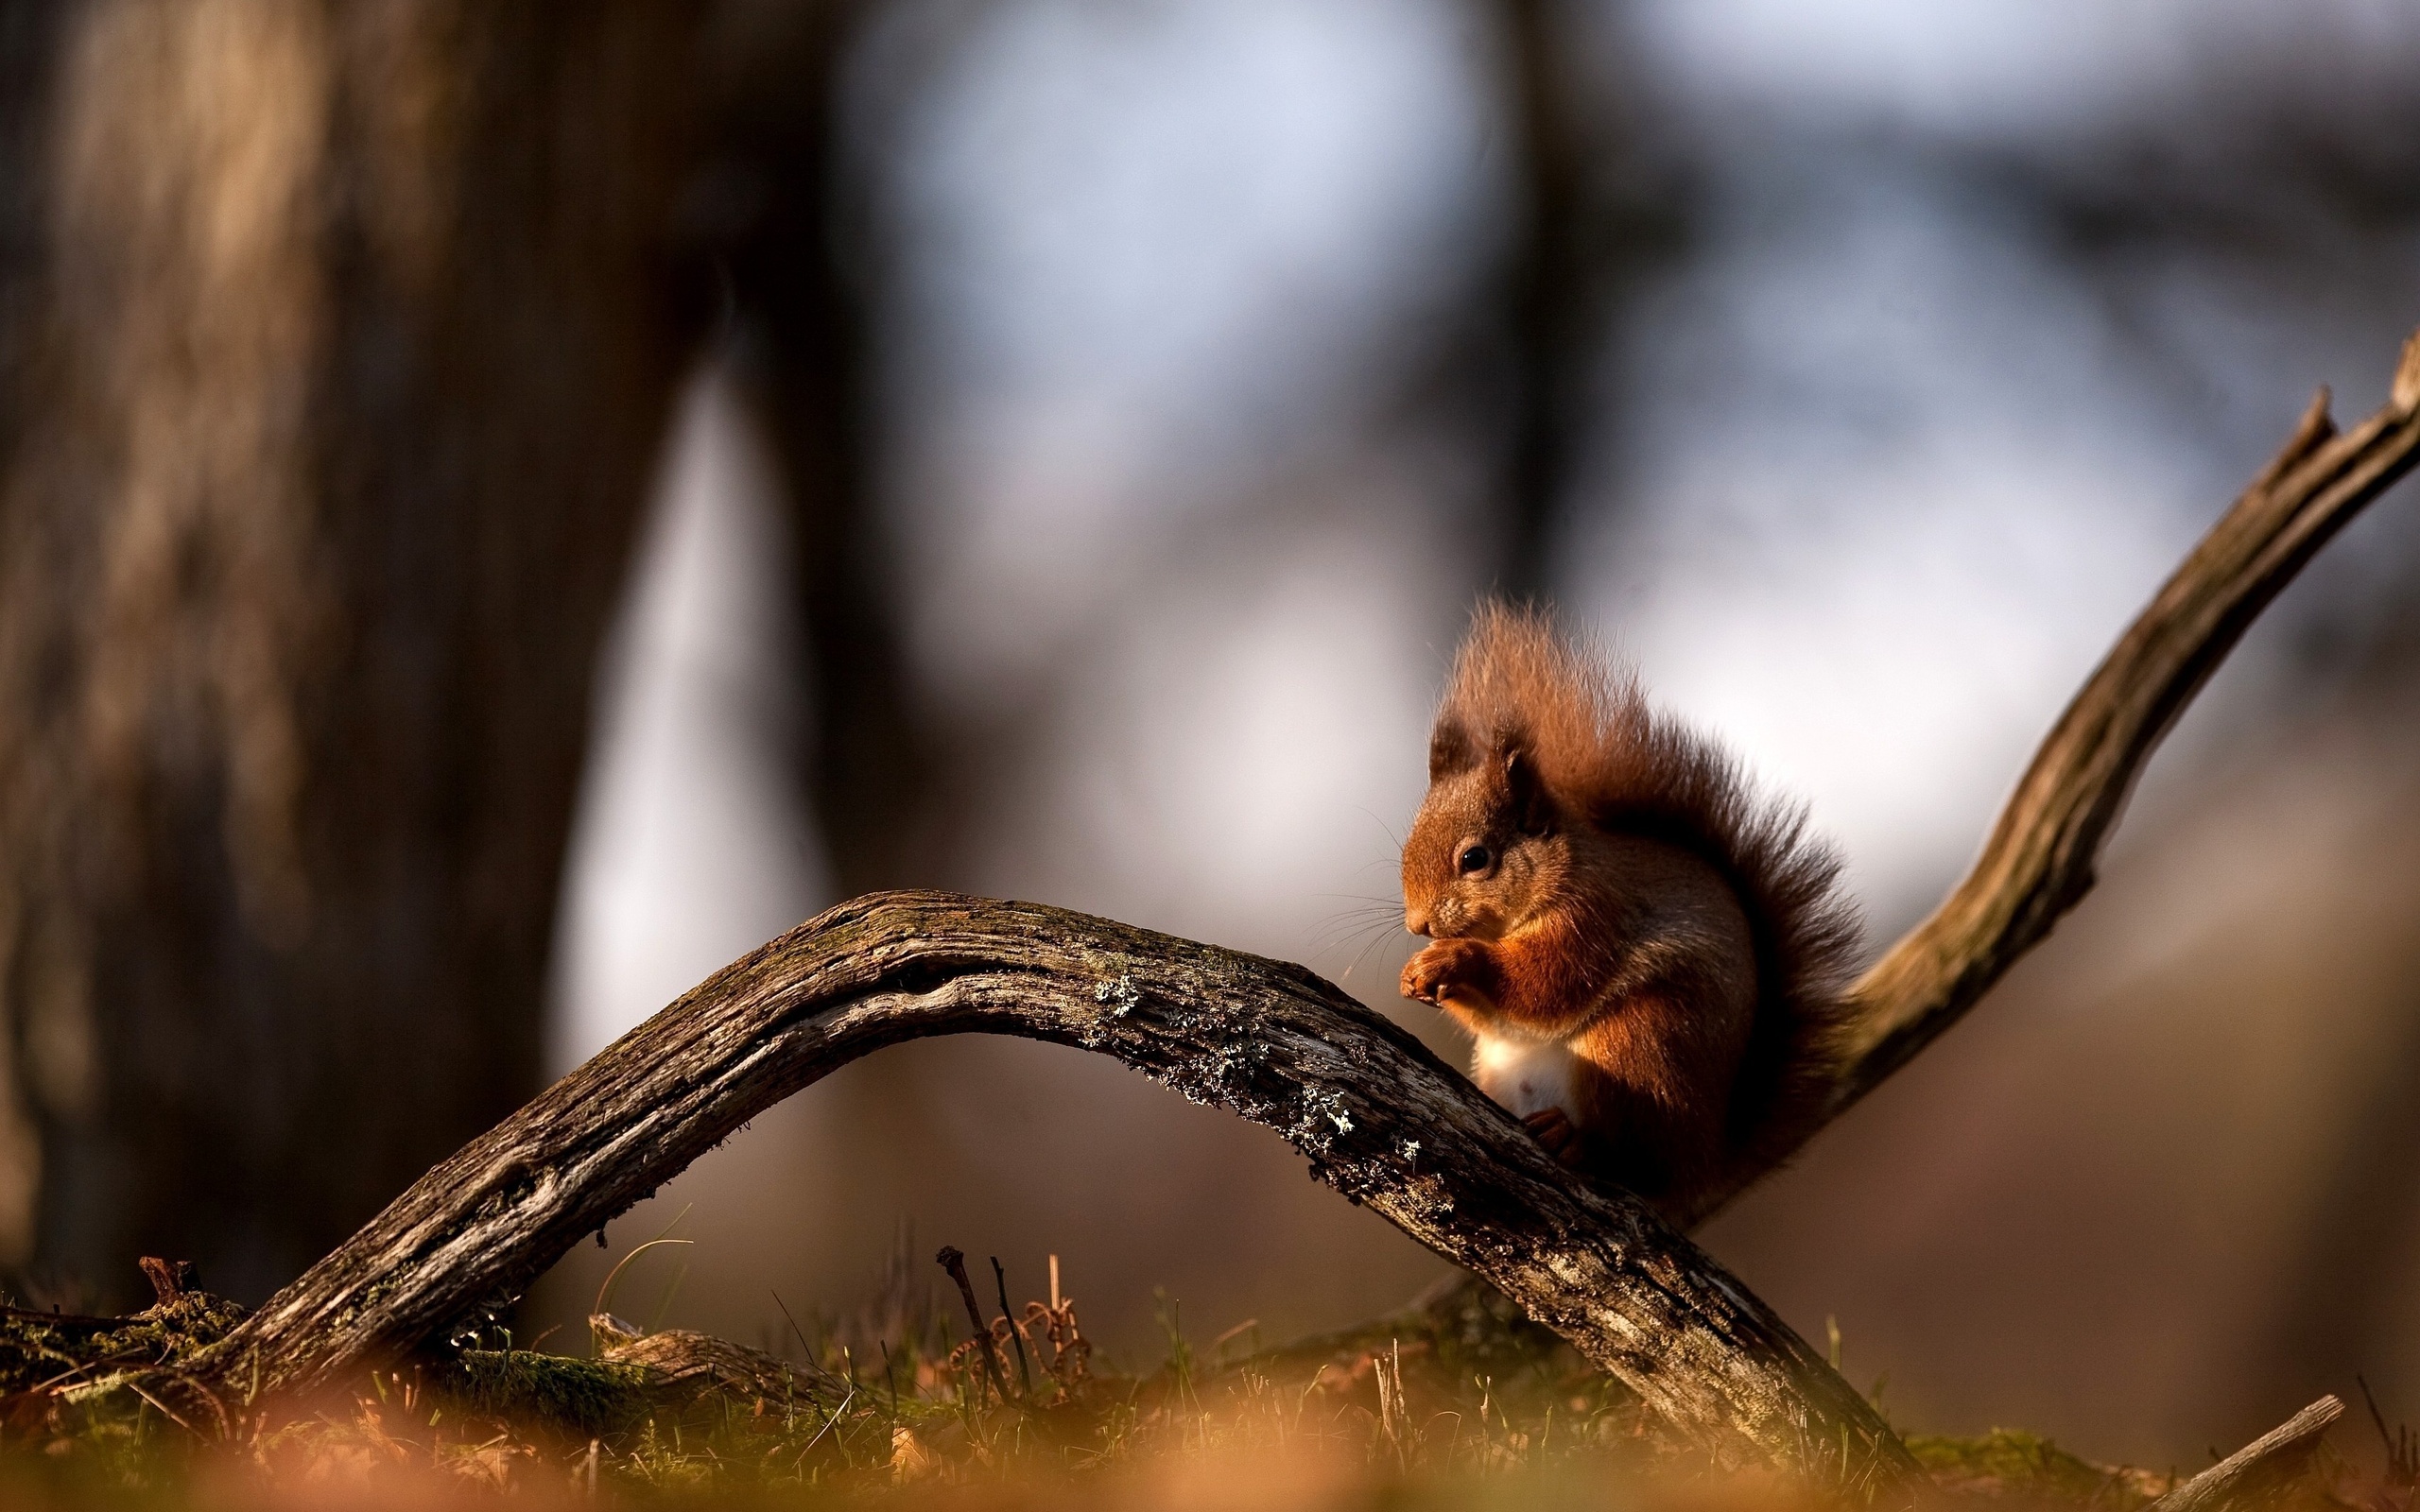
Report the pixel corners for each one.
[1503,747,1553,835]
[1428,718,1476,781]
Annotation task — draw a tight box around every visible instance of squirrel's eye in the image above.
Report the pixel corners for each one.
[1457,844,1492,875]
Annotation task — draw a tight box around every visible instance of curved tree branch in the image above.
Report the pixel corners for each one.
[180,892,1909,1480]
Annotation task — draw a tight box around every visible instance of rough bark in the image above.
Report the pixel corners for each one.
[0,0,708,1301]
[182,892,1913,1482]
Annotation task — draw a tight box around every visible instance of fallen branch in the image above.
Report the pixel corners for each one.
[178,893,1910,1480]
[2150,1396,2343,1512]
[590,1318,836,1408]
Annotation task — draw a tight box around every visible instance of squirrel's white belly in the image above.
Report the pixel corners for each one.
[1469,1031,1576,1121]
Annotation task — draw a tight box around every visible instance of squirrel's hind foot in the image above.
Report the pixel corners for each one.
[1522,1107,1586,1168]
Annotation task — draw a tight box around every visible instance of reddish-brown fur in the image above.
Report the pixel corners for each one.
[1399,604,1859,1213]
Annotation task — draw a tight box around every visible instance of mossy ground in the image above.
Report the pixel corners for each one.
[0,1268,2380,1510]
[0,1291,250,1398]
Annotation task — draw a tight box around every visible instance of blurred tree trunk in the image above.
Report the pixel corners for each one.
[0,0,712,1305]
[1485,0,1683,598]
[1494,0,1592,598]
[702,0,937,898]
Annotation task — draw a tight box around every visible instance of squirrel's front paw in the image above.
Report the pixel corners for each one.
[1400,937,1497,1010]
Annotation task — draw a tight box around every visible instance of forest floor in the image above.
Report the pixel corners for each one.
[0,1259,2395,1511]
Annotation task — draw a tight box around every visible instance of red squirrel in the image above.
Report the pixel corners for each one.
[1398,604,1858,1213]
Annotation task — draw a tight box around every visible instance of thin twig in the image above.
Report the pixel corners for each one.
[934,1247,1013,1409]
[991,1257,1033,1398]
[126,1381,199,1439]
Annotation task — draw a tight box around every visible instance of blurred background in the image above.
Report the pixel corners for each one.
[1,0,2417,1472]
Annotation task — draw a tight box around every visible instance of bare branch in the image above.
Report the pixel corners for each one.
[177,892,1911,1482]
[1846,335,2420,1100]
[2150,1395,2343,1512]
[1679,330,2420,1225]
